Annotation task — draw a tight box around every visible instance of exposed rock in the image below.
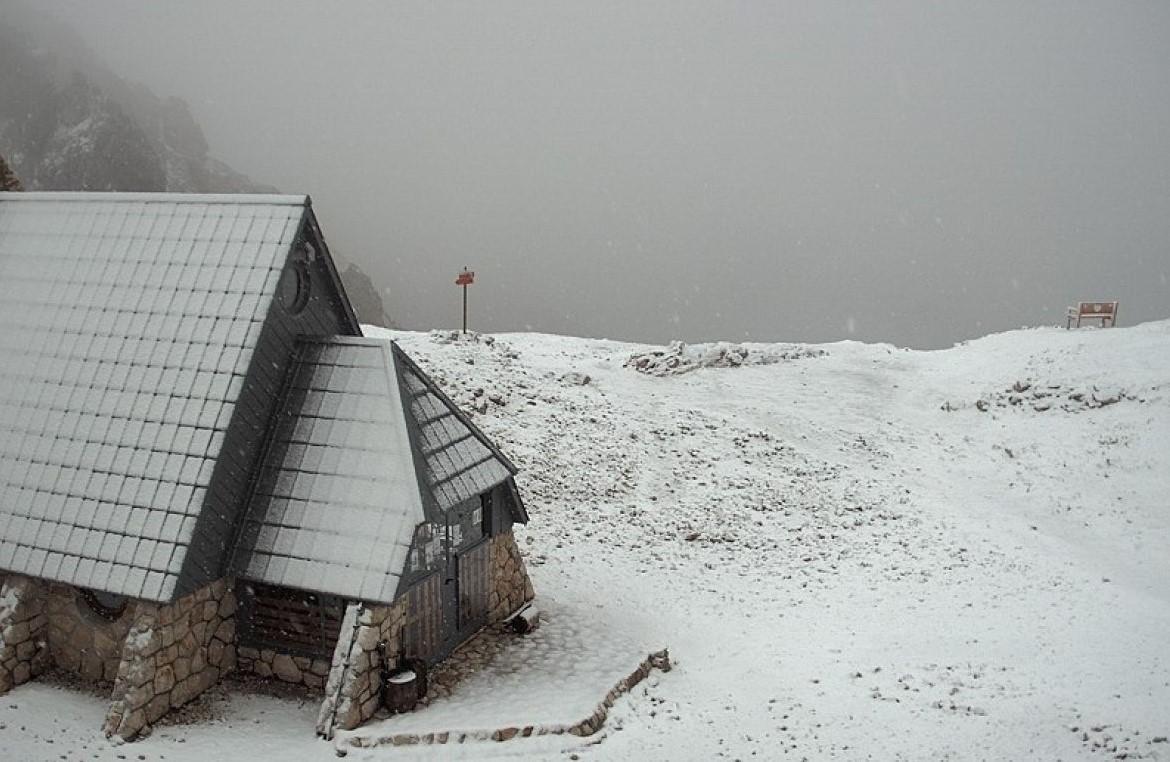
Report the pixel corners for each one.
[272,654,302,683]
[626,340,826,377]
[560,372,592,386]
[951,382,1142,415]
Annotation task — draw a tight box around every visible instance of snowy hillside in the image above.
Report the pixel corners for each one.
[372,321,1170,761]
[4,320,1168,760]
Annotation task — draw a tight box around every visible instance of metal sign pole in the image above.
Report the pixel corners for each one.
[455,268,475,334]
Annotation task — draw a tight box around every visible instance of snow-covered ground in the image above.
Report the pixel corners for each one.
[4,320,1168,760]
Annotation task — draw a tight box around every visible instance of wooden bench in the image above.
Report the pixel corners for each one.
[1066,301,1118,329]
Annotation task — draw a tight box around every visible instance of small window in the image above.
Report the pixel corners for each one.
[78,588,129,621]
[279,260,311,315]
[447,498,483,550]
[481,492,494,536]
[448,520,464,550]
[464,503,483,544]
[407,523,442,575]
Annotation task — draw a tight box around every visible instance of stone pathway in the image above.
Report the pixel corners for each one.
[333,599,669,751]
[414,623,514,705]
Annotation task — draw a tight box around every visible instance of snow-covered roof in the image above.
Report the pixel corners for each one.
[392,344,516,514]
[0,191,308,205]
[233,337,516,603]
[0,192,358,602]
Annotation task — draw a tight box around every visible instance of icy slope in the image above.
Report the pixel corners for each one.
[370,320,1170,760]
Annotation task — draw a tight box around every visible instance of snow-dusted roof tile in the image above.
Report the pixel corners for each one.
[393,345,515,515]
[0,192,306,601]
[232,339,423,602]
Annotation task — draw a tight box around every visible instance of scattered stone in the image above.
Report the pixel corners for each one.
[560,372,592,386]
[960,382,1141,415]
[625,340,825,377]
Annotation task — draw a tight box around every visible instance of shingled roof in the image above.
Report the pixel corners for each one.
[233,337,517,603]
[0,192,359,602]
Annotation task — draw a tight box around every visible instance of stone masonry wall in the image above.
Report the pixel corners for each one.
[0,575,49,694]
[316,598,408,736]
[237,646,331,691]
[488,530,535,623]
[44,584,138,684]
[316,528,534,736]
[103,577,236,741]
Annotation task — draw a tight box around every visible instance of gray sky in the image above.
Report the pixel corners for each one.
[38,1,1170,347]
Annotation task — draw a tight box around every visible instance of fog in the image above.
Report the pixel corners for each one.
[35,1,1170,347]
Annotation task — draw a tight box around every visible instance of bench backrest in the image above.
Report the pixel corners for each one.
[1075,301,1117,317]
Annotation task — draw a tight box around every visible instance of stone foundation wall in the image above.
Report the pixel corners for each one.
[43,584,138,684]
[316,598,408,736]
[237,646,331,691]
[488,531,535,623]
[0,575,49,694]
[103,577,236,741]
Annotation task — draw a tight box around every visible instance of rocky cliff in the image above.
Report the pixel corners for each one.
[0,1,274,194]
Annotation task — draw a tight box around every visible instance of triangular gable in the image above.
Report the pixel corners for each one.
[391,343,516,518]
[231,337,519,605]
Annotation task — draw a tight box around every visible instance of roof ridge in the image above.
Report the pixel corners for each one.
[0,191,308,205]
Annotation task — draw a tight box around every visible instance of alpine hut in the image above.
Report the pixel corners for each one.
[0,192,534,739]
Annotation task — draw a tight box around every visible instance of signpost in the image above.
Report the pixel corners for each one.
[455,268,475,334]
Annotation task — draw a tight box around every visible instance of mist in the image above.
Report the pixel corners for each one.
[29,1,1170,347]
